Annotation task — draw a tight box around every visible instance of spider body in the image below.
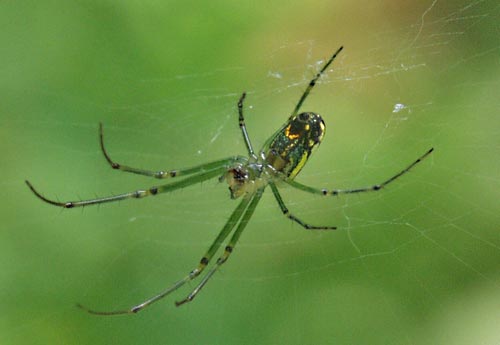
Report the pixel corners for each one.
[225,111,325,199]
[26,46,434,315]
[263,112,325,179]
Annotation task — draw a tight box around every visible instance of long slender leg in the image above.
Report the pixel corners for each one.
[25,163,235,208]
[285,148,434,196]
[237,93,257,159]
[291,46,343,118]
[77,195,253,315]
[100,123,246,179]
[269,182,336,230]
[176,188,264,306]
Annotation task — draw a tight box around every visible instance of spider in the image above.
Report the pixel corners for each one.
[26,46,433,315]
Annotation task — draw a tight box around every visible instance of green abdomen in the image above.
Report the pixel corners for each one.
[262,112,325,179]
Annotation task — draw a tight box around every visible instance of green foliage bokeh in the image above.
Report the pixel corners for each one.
[1,1,499,345]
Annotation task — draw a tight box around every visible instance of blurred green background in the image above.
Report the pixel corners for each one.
[2,1,499,344]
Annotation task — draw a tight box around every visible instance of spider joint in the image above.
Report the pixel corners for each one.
[216,257,227,265]
[133,190,146,198]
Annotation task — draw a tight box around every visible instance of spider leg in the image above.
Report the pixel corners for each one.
[25,161,238,208]
[237,92,257,159]
[291,46,343,118]
[77,195,253,315]
[176,188,264,306]
[284,148,434,196]
[269,182,336,230]
[100,123,245,179]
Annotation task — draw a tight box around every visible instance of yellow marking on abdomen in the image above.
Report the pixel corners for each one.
[289,151,309,179]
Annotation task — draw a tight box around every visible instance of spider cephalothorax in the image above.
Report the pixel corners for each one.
[224,165,250,199]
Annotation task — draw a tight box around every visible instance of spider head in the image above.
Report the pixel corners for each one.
[263,112,325,178]
[224,166,250,199]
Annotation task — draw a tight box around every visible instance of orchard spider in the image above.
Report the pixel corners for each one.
[26,46,433,315]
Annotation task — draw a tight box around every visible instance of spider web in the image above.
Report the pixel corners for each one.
[3,1,499,344]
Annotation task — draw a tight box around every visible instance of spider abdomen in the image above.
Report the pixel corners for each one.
[262,112,325,179]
